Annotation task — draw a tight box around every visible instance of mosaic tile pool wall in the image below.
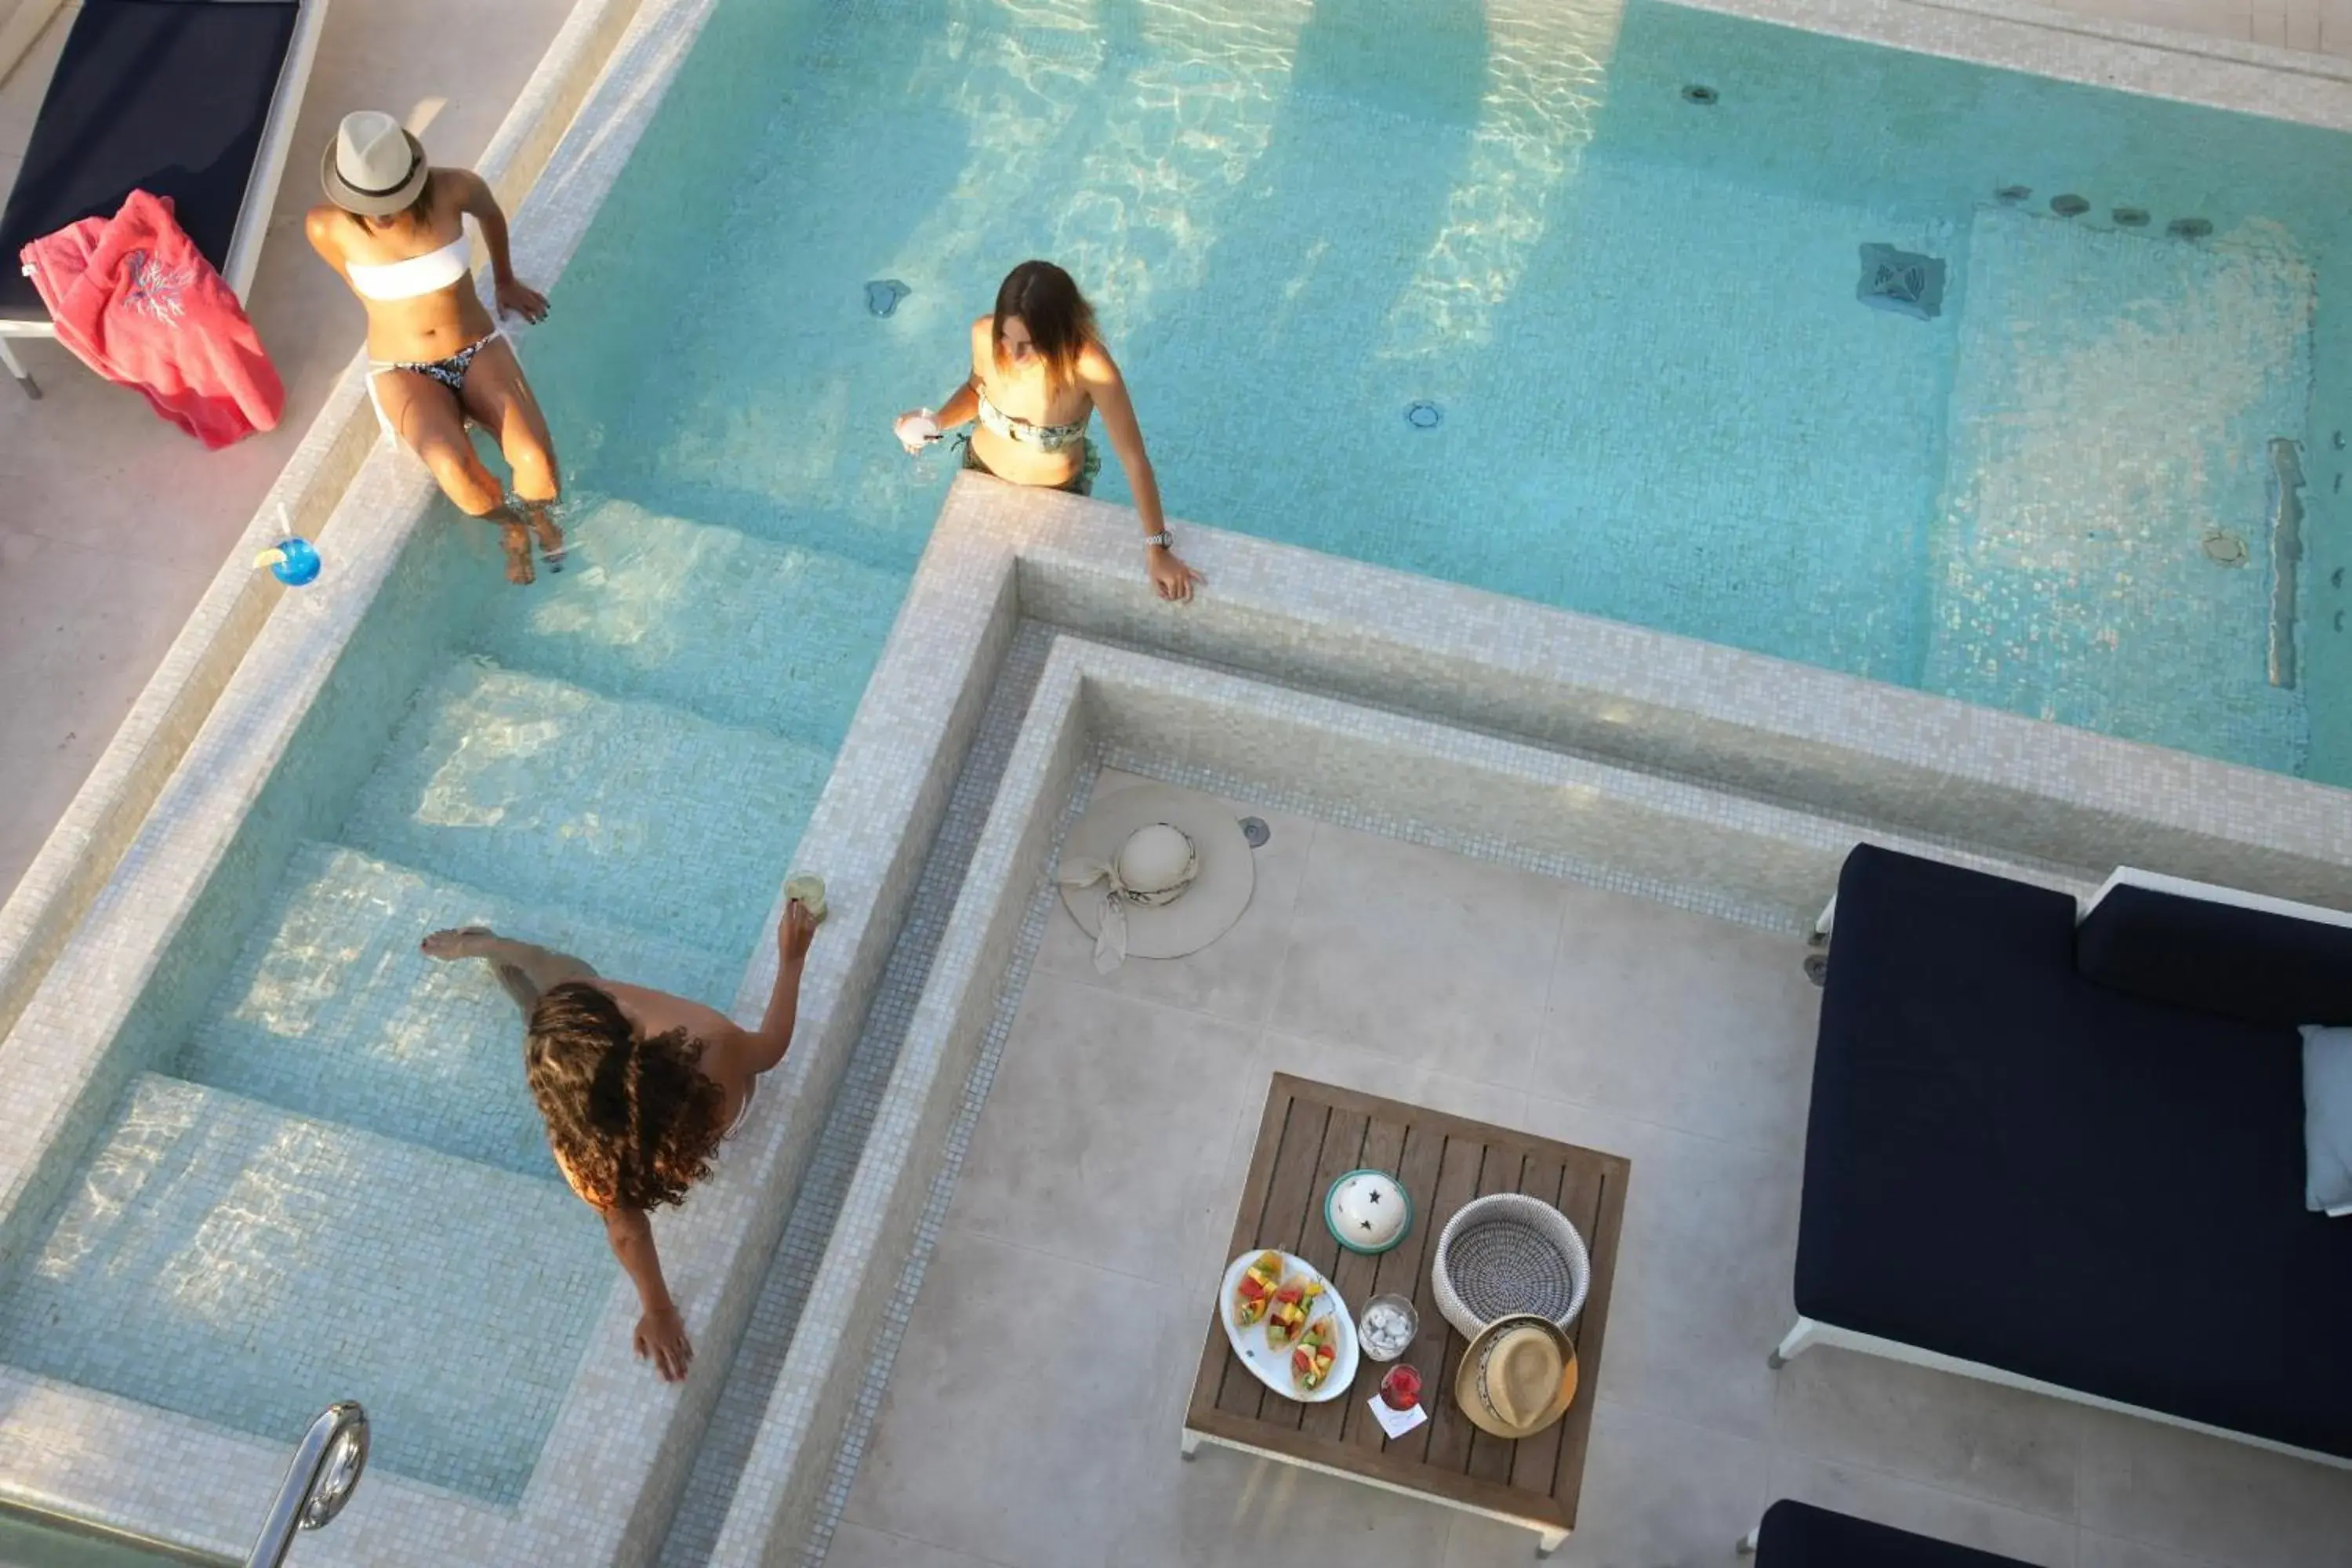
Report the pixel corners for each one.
[534,0,2352,781]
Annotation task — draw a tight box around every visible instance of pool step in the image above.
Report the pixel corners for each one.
[176,840,735,1179]
[1922,204,2310,771]
[0,1073,610,1505]
[339,655,833,954]
[473,499,907,746]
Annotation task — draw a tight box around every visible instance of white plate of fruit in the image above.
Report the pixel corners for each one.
[1219,1249,1360,1404]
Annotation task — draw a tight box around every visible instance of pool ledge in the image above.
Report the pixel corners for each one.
[1679,0,2352,130]
[1002,488,2352,902]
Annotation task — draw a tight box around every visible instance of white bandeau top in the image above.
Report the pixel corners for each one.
[347,232,470,301]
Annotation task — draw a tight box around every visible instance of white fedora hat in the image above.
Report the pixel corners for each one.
[1056,782,1254,972]
[321,110,429,216]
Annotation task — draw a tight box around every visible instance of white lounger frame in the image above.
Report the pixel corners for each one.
[1813,862,2352,939]
[1789,863,2352,1472]
[0,0,328,397]
[1769,1316,2352,1471]
[2083,864,2352,931]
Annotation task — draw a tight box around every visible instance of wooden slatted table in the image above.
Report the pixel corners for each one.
[1182,1074,1630,1555]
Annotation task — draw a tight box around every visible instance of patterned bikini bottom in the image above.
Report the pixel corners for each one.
[960,434,1100,495]
[368,330,501,396]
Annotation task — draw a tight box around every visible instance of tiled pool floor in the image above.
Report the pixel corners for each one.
[833,769,2352,1568]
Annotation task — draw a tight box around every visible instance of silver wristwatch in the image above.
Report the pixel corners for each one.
[1142,531,1174,550]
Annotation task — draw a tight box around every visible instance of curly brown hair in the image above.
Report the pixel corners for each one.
[524,982,727,1211]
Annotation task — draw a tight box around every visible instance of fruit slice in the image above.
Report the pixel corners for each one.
[1266,1278,1323,1349]
[1291,1316,1338,1392]
[1231,1250,1287,1329]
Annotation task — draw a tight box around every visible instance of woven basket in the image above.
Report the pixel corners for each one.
[1430,1193,1591,1341]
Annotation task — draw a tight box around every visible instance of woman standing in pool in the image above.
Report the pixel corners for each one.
[307,111,564,584]
[895,260,1202,602]
[419,898,820,1381]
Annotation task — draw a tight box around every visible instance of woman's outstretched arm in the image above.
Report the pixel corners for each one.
[604,1205,691,1381]
[895,376,977,452]
[932,377,979,430]
[448,168,548,323]
[1086,349,1201,601]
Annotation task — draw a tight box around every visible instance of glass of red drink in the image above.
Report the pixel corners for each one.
[1380,1362,1422,1410]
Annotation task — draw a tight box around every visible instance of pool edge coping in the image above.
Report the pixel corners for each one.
[1673,0,2352,127]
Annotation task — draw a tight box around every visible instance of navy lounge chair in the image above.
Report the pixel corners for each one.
[1738,1500,2035,1566]
[1778,844,2352,1468]
[0,0,327,397]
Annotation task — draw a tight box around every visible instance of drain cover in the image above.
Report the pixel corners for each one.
[1680,83,1718,105]
[866,278,911,318]
[1404,401,1443,430]
[1240,816,1271,848]
[2202,532,2249,566]
[1857,245,1946,321]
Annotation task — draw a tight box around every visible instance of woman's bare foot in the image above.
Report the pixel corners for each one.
[499,520,535,585]
[421,926,496,960]
[522,500,565,572]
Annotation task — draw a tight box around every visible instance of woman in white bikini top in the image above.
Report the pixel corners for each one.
[304,110,564,585]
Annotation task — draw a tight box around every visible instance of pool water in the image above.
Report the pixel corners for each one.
[540,0,2352,781]
[4,0,2350,1524]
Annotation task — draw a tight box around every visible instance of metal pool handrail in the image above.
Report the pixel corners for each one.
[244,1402,368,1568]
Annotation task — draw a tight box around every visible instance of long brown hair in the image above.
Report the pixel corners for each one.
[524,982,727,1211]
[992,260,1098,395]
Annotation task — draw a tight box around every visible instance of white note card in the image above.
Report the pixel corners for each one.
[1368,1394,1429,1439]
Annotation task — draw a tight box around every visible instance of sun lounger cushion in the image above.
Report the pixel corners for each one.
[2303,1026,2352,1214]
[2076,880,2352,1028]
[0,0,299,321]
[1754,1499,2032,1566]
[1796,843,2352,1461]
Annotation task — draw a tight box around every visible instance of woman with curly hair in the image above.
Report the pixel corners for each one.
[421,898,819,1380]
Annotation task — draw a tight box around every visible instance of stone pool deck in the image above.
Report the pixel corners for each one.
[833,768,2352,1568]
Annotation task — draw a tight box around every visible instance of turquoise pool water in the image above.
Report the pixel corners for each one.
[541,0,2352,782]
[5,0,2351,1526]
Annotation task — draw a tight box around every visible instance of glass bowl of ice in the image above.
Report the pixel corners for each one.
[1359,1294,1419,1363]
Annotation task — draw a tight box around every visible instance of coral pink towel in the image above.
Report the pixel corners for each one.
[20,190,283,448]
